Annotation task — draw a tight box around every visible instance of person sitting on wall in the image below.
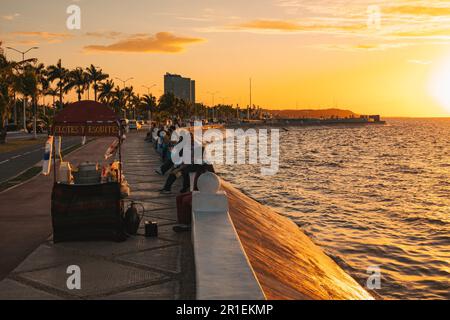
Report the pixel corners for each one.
[145,123,156,142]
[155,135,183,176]
[172,165,215,233]
[161,127,174,162]
[159,141,210,194]
[156,130,166,155]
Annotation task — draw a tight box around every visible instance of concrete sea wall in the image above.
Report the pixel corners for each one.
[221,181,373,300]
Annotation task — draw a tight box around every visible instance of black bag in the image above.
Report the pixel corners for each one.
[124,202,143,235]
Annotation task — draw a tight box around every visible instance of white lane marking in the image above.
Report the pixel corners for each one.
[1,140,76,166]
[0,146,43,165]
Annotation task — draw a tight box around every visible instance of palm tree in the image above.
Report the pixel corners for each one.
[86,64,109,102]
[46,87,58,116]
[111,86,126,116]
[47,59,68,109]
[98,79,115,105]
[130,93,141,120]
[6,56,37,131]
[17,65,38,138]
[123,86,134,118]
[34,63,48,115]
[158,92,177,114]
[141,94,156,122]
[0,50,17,143]
[66,67,88,101]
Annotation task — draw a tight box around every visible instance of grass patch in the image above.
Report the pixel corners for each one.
[61,143,82,157]
[0,137,47,154]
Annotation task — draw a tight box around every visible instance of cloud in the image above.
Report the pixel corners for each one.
[12,31,73,43]
[85,31,123,39]
[2,13,20,21]
[384,5,450,16]
[84,32,204,53]
[390,28,450,39]
[237,20,303,31]
[354,44,379,50]
[408,59,432,65]
[176,16,213,22]
[312,41,415,52]
[232,19,366,33]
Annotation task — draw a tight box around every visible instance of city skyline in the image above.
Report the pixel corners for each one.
[1,0,450,116]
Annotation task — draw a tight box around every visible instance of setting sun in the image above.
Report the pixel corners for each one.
[429,57,450,114]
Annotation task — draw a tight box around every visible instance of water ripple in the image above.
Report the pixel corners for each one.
[217,119,450,300]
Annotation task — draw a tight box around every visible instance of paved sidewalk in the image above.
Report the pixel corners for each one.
[0,131,195,299]
[0,137,112,280]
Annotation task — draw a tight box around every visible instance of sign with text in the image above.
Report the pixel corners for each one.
[52,124,120,137]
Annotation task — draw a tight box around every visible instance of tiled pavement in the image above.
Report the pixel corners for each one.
[0,131,195,300]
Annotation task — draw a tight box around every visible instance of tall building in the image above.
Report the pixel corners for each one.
[164,73,196,103]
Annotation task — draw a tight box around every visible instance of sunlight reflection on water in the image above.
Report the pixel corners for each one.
[217,119,450,299]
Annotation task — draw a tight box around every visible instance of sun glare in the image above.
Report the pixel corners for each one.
[429,58,450,114]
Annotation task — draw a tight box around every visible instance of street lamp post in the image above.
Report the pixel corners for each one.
[6,46,39,132]
[115,77,134,88]
[142,84,156,95]
[142,84,156,123]
[115,77,133,118]
[218,97,228,121]
[207,91,219,120]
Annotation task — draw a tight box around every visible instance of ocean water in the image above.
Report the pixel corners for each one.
[216,118,450,300]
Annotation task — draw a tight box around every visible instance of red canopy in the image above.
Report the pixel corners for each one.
[52,101,120,137]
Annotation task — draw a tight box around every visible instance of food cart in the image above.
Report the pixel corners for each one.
[50,100,129,242]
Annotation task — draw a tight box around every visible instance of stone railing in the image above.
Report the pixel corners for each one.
[191,172,265,300]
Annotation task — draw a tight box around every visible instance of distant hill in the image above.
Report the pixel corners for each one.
[267,108,358,119]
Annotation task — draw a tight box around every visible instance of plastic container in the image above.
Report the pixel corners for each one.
[58,161,72,184]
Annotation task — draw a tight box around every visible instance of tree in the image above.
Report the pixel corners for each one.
[158,92,178,113]
[0,52,16,143]
[98,79,115,105]
[123,86,134,118]
[66,67,88,101]
[17,65,38,138]
[34,63,48,115]
[130,93,141,119]
[86,64,109,102]
[47,59,68,109]
[111,86,126,116]
[46,87,58,116]
[141,94,157,121]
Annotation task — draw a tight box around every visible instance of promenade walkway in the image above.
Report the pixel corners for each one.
[0,137,110,280]
[0,131,195,299]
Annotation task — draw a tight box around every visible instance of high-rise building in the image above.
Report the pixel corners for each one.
[164,73,196,103]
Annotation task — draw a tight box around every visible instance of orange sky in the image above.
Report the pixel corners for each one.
[1,0,450,116]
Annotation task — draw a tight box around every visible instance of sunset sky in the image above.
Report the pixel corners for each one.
[1,0,450,116]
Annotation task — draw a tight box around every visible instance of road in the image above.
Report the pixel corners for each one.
[0,136,81,184]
